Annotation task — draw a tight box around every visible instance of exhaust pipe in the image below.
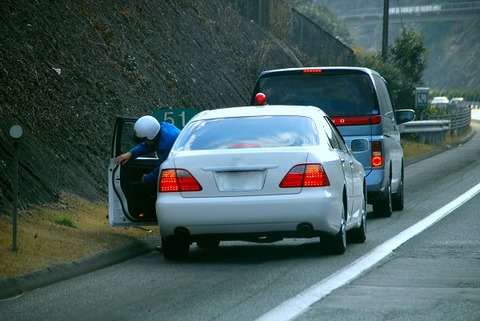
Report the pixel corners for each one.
[174,227,190,237]
[297,223,313,234]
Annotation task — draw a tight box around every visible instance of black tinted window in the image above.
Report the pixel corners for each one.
[175,116,319,151]
[257,72,376,117]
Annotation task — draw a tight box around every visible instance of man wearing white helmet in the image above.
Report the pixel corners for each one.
[114,115,181,185]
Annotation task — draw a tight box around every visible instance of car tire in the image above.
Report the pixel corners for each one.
[162,237,189,260]
[321,216,346,255]
[347,190,367,243]
[372,182,392,218]
[196,238,220,249]
[392,170,404,211]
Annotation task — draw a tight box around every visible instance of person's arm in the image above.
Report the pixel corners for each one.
[113,142,152,165]
[114,151,132,164]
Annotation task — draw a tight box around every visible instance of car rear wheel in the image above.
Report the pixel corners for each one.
[372,183,392,218]
[162,237,190,260]
[321,215,346,255]
[347,189,367,243]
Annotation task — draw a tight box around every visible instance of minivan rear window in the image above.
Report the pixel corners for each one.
[175,116,319,151]
[255,72,376,117]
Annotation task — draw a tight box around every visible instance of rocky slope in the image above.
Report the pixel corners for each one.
[0,0,302,210]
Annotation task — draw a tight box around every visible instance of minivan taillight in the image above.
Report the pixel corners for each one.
[331,115,382,126]
[159,169,202,192]
[303,68,322,74]
[371,141,383,167]
[279,164,330,188]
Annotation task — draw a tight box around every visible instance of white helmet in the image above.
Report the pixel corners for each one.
[134,116,160,140]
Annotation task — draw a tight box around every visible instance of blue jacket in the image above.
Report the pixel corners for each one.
[129,121,181,185]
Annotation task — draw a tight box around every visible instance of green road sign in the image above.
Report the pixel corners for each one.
[152,108,198,129]
[415,87,429,109]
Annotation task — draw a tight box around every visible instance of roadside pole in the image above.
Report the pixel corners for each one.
[9,124,24,252]
[382,0,389,60]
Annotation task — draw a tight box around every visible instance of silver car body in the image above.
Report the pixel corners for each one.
[155,106,366,255]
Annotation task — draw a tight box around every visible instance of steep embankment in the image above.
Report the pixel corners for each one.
[422,20,480,91]
[0,0,302,210]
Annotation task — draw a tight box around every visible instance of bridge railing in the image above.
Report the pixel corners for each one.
[340,1,480,19]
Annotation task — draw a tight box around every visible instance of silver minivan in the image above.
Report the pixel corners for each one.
[251,67,415,217]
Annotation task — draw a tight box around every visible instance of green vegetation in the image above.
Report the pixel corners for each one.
[53,214,77,228]
[357,28,428,110]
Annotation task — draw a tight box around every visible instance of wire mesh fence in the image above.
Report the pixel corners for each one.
[228,0,356,66]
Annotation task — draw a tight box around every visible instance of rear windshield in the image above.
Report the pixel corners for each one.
[174,115,319,151]
[256,72,376,117]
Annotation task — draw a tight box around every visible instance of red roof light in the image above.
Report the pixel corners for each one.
[255,93,267,105]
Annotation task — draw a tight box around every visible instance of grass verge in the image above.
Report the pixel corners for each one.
[0,193,158,280]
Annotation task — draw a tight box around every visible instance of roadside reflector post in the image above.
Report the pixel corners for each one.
[9,124,24,252]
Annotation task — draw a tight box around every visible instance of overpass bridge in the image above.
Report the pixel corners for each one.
[339,1,480,25]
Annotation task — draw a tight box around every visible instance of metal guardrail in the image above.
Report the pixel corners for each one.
[429,107,471,136]
[400,107,472,144]
[401,120,450,133]
[400,120,450,144]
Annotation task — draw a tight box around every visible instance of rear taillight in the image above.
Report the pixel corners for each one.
[371,141,383,167]
[331,115,382,126]
[159,169,202,192]
[280,164,330,188]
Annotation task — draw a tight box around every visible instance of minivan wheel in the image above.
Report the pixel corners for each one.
[392,175,404,211]
[162,237,190,260]
[373,183,392,218]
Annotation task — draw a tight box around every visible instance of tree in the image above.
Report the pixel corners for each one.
[389,28,428,85]
[358,28,428,109]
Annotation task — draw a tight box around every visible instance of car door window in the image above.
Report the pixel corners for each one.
[372,74,394,116]
[323,121,339,150]
[323,117,349,153]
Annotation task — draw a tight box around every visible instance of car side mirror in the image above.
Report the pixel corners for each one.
[395,109,416,125]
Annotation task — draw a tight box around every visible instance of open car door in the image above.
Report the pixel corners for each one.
[108,116,158,227]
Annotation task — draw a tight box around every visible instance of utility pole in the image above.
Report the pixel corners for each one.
[382,0,389,60]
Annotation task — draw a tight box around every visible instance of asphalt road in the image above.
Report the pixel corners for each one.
[1,120,479,321]
[298,192,480,321]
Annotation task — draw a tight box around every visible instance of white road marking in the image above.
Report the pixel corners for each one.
[256,182,480,321]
